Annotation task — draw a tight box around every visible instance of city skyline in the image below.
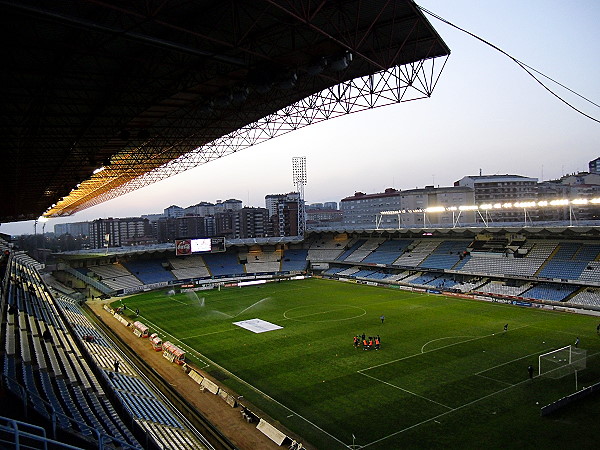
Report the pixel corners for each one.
[2,0,599,236]
[17,161,600,237]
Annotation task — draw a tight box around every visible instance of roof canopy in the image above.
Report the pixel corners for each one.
[1,0,449,223]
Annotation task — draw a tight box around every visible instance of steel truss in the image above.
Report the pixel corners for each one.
[47,56,448,217]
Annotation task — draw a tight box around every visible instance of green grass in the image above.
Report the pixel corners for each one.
[112,278,600,449]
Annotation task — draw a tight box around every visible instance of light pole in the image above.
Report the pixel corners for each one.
[33,218,38,258]
[37,217,48,262]
[292,156,307,237]
[40,218,48,249]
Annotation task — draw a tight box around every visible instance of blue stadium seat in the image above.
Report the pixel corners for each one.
[122,259,176,284]
[419,240,470,270]
[109,372,156,398]
[336,240,366,261]
[203,252,245,276]
[22,364,48,419]
[117,391,183,428]
[281,249,308,271]
[537,260,587,280]
[38,371,72,430]
[409,273,440,286]
[361,239,413,265]
[522,283,578,302]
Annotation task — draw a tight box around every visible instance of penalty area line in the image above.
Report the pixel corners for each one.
[360,374,535,449]
[359,325,530,373]
[358,372,453,410]
[474,373,514,386]
[474,347,555,375]
[360,349,600,449]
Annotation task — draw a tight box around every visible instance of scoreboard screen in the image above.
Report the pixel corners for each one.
[191,238,211,253]
[175,237,226,256]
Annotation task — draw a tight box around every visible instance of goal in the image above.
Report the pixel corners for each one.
[539,345,587,379]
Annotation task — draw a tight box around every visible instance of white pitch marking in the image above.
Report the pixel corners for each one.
[136,314,347,447]
[359,372,453,410]
[420,336,476,354]
[474,374,514,386]
[169,297,187,305]
[283,305,366,322]
[359,325,530,373]
[474,348,554,375]
[360,349,600,449]
[181,328,240,340]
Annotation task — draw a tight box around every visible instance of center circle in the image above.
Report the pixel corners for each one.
[283,304,366,322]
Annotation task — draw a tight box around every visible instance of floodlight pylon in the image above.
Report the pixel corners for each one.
[292,156,307,237]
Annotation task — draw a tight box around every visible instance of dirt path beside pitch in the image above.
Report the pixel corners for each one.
[87,300,291,450]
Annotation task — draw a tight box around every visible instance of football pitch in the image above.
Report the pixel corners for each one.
[112,278,600,449]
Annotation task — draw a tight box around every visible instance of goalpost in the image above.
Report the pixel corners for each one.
[539,345,587,379]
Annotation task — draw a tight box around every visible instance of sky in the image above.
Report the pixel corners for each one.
[2,0,599,237]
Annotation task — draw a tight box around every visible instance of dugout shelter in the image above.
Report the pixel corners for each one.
[132,320,150,338]
[162,341,186,365]
[150,333,163,351]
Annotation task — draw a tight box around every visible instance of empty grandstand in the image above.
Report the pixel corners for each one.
[280,249,309,272]
[240,248,282,274]
[1,248,212,449]
[45,228,600,310]
[168,255,211,281]
[4,221,600,449]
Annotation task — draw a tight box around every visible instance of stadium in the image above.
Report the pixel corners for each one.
[1,1,600,450]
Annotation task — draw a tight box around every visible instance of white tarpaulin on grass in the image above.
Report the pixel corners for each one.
[233,318,283,333]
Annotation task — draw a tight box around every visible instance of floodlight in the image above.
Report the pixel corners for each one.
[425,206,446,213]
[493,203,502,209]
[571,199,588,205]
[591,198,600,204]
[329,51,353,71]
[514,201,536,208]
[306,57,327,76]
[480,204,493,210]
[537,201,548,207]
[277,71,298,89]
[550,199,569,206]
[447,206,458,211]
[459,205,478,211]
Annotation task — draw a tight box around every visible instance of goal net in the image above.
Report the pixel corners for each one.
[539,345,587,379]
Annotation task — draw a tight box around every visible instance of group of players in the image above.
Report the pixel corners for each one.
[354,333,381,350]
